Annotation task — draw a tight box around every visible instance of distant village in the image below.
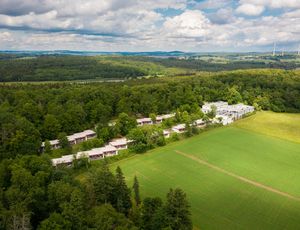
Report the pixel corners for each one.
[48,101,255,167]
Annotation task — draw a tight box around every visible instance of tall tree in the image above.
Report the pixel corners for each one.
[92,161,116,205]
[132,175,141,206]
[164,188,192,230]
[114,166,132,216]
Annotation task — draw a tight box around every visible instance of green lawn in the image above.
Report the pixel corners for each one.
[112,112,300,229]
[233,111,300,144]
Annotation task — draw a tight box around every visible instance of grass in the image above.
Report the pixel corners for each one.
[111,112,300,229]
[233,111,300,143]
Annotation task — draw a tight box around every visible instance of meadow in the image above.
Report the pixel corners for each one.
[112,112,300,229]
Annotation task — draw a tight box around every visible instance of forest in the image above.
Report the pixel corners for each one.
[0,55,298,82]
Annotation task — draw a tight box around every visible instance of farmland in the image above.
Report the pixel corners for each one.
[112,112,300,229]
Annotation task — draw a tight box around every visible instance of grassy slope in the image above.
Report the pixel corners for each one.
[233,111,300,144]
[112,112,300,229]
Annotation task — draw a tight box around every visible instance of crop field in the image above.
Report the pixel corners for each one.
[112,112,300,229]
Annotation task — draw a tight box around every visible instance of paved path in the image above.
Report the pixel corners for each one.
[175,150,300,201]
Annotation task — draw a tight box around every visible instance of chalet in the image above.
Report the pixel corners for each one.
[109,138,129,150]
[52,154,73,167]
[41,129,96,151]
[101,145,118,157]
[155,113,175,123]
[163,130,171,138]
[137,118,153,126]
[172,124,186,133]
[86,148,104,160]
[41,139,60,151]
[194,119,206,128]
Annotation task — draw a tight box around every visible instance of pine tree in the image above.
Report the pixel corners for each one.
[133,175,141,206]
[164,188,192,230]
[93,160,116,205]
[114,166,132,216]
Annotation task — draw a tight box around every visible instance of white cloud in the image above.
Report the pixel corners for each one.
[239,0,300,9]
[236,4,265,16]
[0,0,299,51]
[163,10,211,38]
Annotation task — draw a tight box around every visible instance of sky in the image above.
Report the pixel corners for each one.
[0,0,299,52]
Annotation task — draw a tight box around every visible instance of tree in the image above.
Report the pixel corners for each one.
[141,197,163,230]
[184,123,193,138]
[86,204,134,230]
[149,113,156,124]
[127,128,147,153]
[44,140,52,154]
[132,176,140,206]
[38,212,71,230]
[164,188,192,230]
[42,114,61,140]
[227,87,242,104]
[58,132,71,152]
[92,161,116,205]
[116,113,137,136]
[114,167,132,216]
[207,105,217,118]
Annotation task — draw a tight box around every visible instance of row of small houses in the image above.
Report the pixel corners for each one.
[52,138,131,167]
[43,114,175,151]
[41,130,97,151]
[50,103,254,167]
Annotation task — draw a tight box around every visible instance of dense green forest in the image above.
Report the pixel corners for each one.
[0,56,148,82]
[111,56,299,72]
[0,55,298,82]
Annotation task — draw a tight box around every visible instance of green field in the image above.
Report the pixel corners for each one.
[112,112,300,229]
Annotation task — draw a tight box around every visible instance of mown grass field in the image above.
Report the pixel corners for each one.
[112,112,300,229]
[233,111,300,144]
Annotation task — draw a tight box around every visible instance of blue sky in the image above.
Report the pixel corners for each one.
[0,0,299,52]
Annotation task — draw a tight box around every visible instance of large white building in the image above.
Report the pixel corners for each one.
[202,101,254,125]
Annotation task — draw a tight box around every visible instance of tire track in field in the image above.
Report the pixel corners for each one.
[175,150,300,201]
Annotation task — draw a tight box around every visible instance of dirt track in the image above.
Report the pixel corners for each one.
[175,150,300,201]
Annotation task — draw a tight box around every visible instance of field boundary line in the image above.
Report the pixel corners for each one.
[175,150,300,201]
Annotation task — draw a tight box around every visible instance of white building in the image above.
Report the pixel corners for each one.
[52,154,74,167]
[137,118,153,126]
[109,138,129,150]
[41,139,60,150]
[202,101,254,121]
[41,129,96,151]
[194,119,206,128]
[213,115,233,125]
[163,130,171,138]
[172,124,186,133]
[155,113,175,123]
[52,145,118,166]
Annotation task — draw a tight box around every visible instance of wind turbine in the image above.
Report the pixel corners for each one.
[272,42,276,56]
